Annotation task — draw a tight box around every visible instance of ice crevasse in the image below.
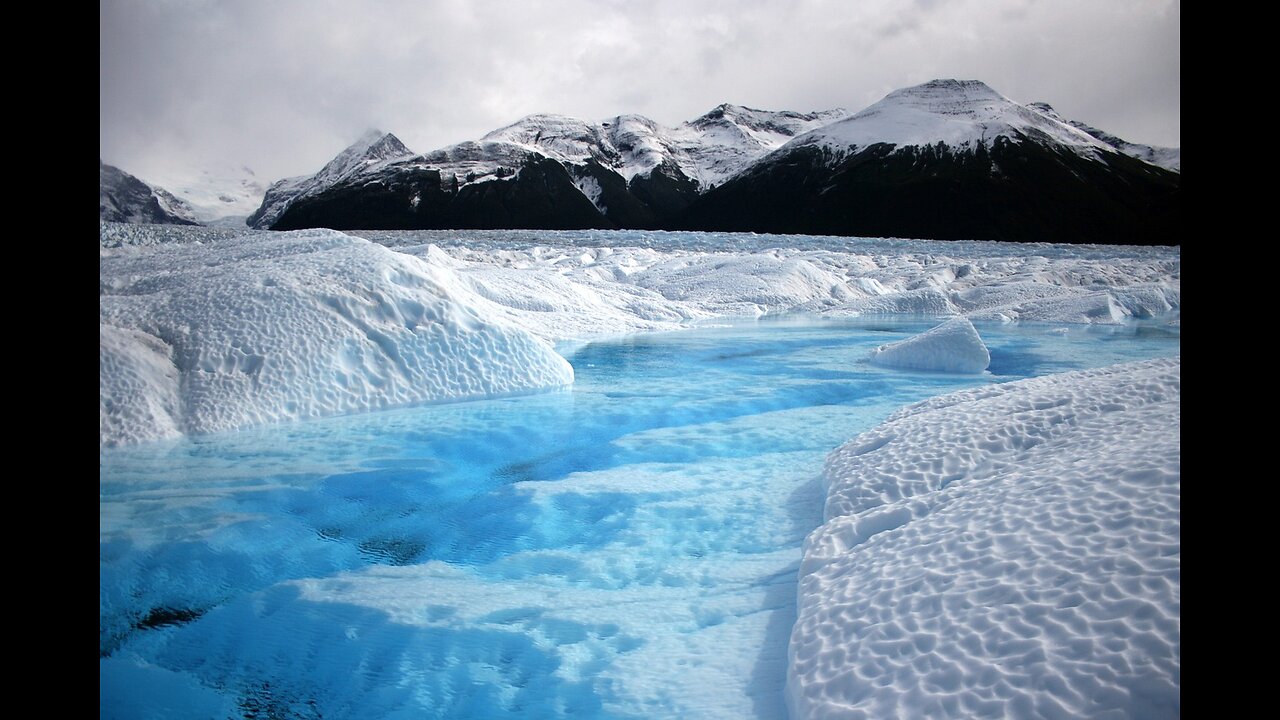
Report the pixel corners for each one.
[99,229,575,446]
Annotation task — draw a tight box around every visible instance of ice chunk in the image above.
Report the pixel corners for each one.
[99,230,574,446]
[868,316,990,373]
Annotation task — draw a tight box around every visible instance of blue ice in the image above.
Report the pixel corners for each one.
[100,317,1178,719]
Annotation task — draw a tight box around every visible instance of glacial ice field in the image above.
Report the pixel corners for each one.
[100,225,1180,719]
[100,225,1177,446]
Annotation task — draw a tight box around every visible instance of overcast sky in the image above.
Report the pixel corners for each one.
[100,0,1179,186]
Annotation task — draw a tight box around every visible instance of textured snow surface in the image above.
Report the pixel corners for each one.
[790,357,1180,719]
[791,79,1111,159]
[370,230,1180,338]
[99,229,573,446]
[103,225,1180,343]
[869,317,990,373]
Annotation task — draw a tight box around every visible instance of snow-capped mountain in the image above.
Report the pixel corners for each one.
[467,105,847,188]
[682,105,850,188]
[248,130,415,229]
[250,80,1178,243]
[254,106,846,231]
[100,161,199,226]
[672,79,1180,244]
[1026,102,1180,173]
[786,80,1113,157]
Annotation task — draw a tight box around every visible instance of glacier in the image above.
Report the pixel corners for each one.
[100,224,1178,446]
[100,223,1179,719]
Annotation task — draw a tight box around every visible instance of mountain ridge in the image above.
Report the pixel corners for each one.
[108,79,1180,243]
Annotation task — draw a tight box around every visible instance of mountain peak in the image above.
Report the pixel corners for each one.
[706,102,749,117]
[483,114,597,138]
[789,78,1108,156]
[878,79,1010,116]
[1026,101,1064,122]
[353,130,412,160]
[907,78,999,95]
[352,128,386,146]
[315,130,414,185]
[479,114,610,168]
[691,103,773,126]
[689,103,847,135]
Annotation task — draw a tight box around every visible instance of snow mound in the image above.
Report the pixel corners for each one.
[100,230,573,446]
[868,317,990,373]
[790,357,1180,719]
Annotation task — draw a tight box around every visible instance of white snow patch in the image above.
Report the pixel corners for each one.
[790,357,1180,719]
[99,230,573,446]
[574,175,605,212]
[868,317,990,373]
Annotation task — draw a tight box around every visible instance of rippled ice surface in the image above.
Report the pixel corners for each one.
[100,317,1179,719]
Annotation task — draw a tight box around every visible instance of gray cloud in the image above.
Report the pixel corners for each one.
[101,0,1180,186]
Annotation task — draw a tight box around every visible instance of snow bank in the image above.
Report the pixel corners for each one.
[789,358,1180,719]
[100,230,573,446]
[868,317,990,373]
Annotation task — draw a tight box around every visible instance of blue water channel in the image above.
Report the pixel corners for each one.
[99,317,1179,719]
